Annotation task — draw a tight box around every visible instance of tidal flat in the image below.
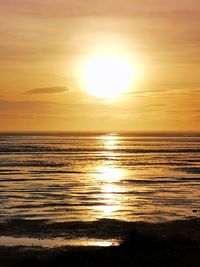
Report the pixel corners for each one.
[0,219,199,267]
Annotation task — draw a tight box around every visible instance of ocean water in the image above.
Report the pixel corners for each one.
[0,132,199,224]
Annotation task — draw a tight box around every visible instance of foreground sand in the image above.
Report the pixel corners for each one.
[0,219,199,267]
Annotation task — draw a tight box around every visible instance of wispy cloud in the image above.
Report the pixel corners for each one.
[26,87,68,94]
[125,83,200,97]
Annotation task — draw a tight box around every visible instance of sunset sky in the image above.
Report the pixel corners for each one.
[1,0,200,131]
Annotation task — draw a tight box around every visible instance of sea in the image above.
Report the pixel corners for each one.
[0,132,199,246]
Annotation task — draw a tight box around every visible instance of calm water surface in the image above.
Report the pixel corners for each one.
[0,132,199,223]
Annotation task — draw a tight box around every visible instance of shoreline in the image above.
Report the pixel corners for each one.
[0,218,199,267]
[0,217,199,240]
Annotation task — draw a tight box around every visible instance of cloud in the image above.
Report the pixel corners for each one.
[126,83,200,97]
[26,86,68,94]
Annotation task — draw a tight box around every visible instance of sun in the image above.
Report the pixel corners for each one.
[81,56,134,100]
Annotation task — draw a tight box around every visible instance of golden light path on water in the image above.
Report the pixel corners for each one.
[94,134,128,219]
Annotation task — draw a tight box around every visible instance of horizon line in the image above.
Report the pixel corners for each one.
[0,130,199,134]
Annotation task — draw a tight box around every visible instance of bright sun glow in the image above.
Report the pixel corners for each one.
[81,56,134,100]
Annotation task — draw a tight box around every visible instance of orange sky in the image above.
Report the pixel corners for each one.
[0,0,200,131]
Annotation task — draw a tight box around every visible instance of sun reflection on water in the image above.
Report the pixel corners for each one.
[96,165,123,182]
[95,134,127,219]
[95,165,126,218]
[102,135,119,150]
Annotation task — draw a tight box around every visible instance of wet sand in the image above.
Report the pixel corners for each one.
[0,219,199,267]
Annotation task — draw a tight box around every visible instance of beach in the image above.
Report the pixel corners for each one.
[0,219,199,266]
[0,132,199,266]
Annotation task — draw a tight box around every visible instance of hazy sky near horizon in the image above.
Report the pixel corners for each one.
[0,0,200,131]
